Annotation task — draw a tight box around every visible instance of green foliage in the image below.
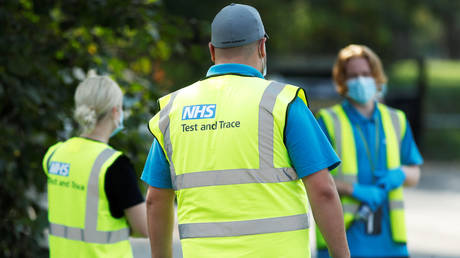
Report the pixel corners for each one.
[389,59,460,113]
[388,59,460,160]
[425,60,460,126]
[427,59,460,88]
[388,60,419,89]
[0,0,210,256]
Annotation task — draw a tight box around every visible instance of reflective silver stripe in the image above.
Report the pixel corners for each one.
[159,92,178,188]
[258,81,285,168]
[325,108,341,165]
[49,223,129,244]
[389,200,404,210]
[325,108,344,175]
[388,108,402,146]
[175,167,297,189]
[179,213,309,239]
[49,148,129,244]
[325,108,357,184]
[85,148,117,242]
[342,203,359,214]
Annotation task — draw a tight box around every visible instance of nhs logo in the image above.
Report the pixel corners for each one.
[49,161,70,177]
[182,104,216,120]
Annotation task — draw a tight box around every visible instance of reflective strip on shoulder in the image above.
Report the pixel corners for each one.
[159,92,179,187]
[49,148,130,244]
[179,213,309,239]
[323,107,341,158]
[378,104,401,169]
[332,105,357,183]
[159,94,172,110]
[386,106,404,146]
[259,81,286,168]
[323,106,358,183]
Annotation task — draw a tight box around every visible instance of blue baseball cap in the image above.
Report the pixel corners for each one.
[211,3,268,48]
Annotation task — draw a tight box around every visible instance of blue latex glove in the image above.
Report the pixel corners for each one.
[376,167,406,192]
[352,183,387,211]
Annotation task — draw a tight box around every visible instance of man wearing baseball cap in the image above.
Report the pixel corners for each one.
[142,3,350,258]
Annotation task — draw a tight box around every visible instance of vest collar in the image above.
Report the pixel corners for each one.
[206,63,264,79]
[342,99,379,124]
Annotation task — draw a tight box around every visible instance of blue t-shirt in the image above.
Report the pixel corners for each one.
[141,63,340,188]
[317,100,423,258]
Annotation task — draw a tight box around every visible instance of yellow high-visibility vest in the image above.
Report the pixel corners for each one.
[43,137,132,258]
[315,103,407,250]
[149,75,311,258]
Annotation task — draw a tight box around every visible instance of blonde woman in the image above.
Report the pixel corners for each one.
[42,76,147,258]
[316,45,422,258]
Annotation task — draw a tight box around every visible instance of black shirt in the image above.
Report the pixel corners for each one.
[104,155,144,218]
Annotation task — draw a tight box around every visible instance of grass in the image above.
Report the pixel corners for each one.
[427,59,460,88]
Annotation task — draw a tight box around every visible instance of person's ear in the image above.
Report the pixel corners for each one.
[258,38,267,58]
[209,42,216,63]
[111,106,119,119]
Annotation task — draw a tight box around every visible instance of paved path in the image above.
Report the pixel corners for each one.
[403,162,460,258]
[131,162,460,258]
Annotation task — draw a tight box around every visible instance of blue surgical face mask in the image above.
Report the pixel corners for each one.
[346,76,377,104]
[110,108,124,137]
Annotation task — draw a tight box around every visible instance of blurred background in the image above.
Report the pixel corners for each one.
[1,0,459,257]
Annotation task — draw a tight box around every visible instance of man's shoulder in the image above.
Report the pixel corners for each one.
[267,79,300,89]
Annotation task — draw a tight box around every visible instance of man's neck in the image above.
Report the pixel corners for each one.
[349,99,375,119]
[215,59,255,68]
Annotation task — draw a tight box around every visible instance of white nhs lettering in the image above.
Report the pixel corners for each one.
[49,161,70,177]
[182,104,216,120]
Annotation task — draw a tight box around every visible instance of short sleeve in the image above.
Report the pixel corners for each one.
[105,155,145,218]
[316,117,332,144]
[285,97,341,178]
[400,119,424,166]
[141,139,173,189]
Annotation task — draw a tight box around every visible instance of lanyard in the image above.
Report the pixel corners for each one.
[354,114,380,181]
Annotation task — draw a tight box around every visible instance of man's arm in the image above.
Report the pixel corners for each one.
[333,180,353,196]
[334,164,421,195]
[125,202,148,237]
[402,165,420,187]
[303,169,350,258]
[146,186,175,258]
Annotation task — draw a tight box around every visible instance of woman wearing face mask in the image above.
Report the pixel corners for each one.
[42,76,148,258]
[315,45,423,258]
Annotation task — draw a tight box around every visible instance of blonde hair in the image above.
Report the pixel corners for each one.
[333,44,387,96]
[73,76,123,134]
